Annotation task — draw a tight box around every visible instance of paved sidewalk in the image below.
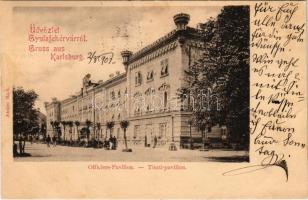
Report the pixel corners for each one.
[14,142,249,162]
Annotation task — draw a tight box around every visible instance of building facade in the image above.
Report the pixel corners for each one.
[45,13,226,147]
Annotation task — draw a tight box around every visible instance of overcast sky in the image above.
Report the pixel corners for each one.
[12,6,222,114]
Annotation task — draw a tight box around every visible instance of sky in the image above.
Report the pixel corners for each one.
[12,6,222,114]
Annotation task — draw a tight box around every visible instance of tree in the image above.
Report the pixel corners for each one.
[96,123,101,139]
[13,87,39,154]
[61,121,67,142]
[179,6,249,149]
[50,121,54,136]
[75,121,80,140]
[106,121,115,138]
[40,123,47,138]
[53,121,61,141]
[120,120,130,151]
[85,120,92,140]
[187,118,194,149]
[67,121,74,142]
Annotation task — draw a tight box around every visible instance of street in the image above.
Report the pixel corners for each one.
[14,142,249,162]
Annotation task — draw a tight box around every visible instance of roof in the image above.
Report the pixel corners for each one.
[128,27,204,64]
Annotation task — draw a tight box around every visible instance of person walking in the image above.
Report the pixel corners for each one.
[52,135,57,147]
[109,137,113,150]
[46,135,51,147]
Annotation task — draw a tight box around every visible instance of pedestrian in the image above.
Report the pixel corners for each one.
[46,135,51,147]
[20,134,26,154]
[109,137,113,150]
[18,134,23,155]
[153,135,158,148]
[52,135,57,147]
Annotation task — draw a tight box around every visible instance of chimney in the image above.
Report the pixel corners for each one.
[173,13,190,30]
[121,50,133,72]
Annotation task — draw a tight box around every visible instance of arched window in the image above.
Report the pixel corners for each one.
[135,71,142,86]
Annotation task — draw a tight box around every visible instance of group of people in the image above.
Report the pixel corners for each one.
[45,134,118,150]
[13,134,26,156]
[145,135,158,148]
[88,136,118,150]
[105,136,117,150]
[45,135,57,147]
[13,133,40,157]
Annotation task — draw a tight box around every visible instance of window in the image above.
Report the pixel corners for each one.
[118,90,121,98]
[147,70,154,81]
[134,125,140,139]
[111,91,115,100]
[164,91,168,108]
[160,59,169,77]
[135,72,142,86]
[118,114,121,120]
[146,105,150,112]
[159,123,167,138]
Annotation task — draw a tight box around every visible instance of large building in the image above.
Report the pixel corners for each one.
[45,13,226,147]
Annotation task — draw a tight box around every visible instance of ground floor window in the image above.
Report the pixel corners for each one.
[134,125,140,139]
[159,123,167,139]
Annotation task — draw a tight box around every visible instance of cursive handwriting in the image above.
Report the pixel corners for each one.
[223,146,288,181]
[87,51,114,65]
[227,2,306,181]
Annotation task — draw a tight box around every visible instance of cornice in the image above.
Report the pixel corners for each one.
[128,27,205,70]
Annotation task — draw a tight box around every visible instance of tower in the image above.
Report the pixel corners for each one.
[121,50,133,72]
[173,13,190,30]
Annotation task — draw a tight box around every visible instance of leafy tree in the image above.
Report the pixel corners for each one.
[106,121,115,138]
[13,87,39,154]
[67,121,73,141]
[75,121,80,139]
[40,123,46,138]
[120,120,129,150]
[61,121,67,142]
[85,120,92,140]
[96,123,101,139]
[53,121,61,140]
[13,87,39,136]
[179,6,249,148]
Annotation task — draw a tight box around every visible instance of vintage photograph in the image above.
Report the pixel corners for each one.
[12,5,250,162]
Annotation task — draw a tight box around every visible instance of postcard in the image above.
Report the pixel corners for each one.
[1,0,307,198]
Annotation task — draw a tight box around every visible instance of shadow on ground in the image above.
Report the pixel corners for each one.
[205,156,249,162]
[13,153,31,157]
